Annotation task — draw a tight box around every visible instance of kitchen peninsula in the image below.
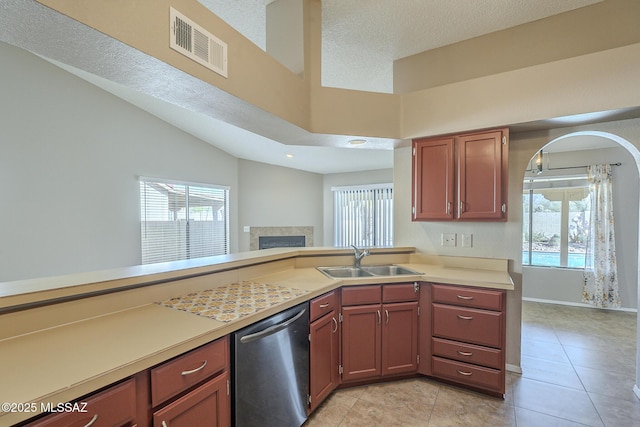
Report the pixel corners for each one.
[0,247,513,426]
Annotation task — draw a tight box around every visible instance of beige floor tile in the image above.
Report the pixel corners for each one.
[427,386,515,427]
[520,355,584,390]
[589,391,640,427]
[574,365,638,402]
[515,407,593,427]
[512,377,603,426]
[562,344,635,374]
[521,337,571,364]
[339,398,429,427]
[358,378,439,419]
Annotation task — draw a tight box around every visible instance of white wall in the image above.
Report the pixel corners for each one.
[0,42,239,282]
[522,146,639,309]
[322,169,394,246]
[237,159,324,252]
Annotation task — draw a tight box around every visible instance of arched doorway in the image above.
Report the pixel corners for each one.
[520,130,640,400]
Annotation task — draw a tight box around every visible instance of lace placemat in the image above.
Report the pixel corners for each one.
[157,281,309,322]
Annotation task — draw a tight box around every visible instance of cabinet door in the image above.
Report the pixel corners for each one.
[382,302,419,376]
[309,310,340,412]
[153,372,230,427]
[412,137,455,220]
[456,129,507,220]
[341,304,382,382]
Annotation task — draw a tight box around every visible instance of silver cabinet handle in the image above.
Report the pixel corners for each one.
[446,202,451,215]
[84,414,98,427]
[457,370,473,376]
[457,315,474,320]
[457,350,473,357]
[456,294,474,300]
[162,421,168,427]
[319,302,330,308]
[377,310,381,324]
[181,360,207,376]
[332,317,338,333]
[385,309,389,324]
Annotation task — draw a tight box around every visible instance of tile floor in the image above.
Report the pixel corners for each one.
[305,301,639,426]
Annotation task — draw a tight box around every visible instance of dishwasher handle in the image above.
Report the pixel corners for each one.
[239,308,307,344]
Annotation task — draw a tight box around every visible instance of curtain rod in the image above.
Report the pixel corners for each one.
[544,162,621,172]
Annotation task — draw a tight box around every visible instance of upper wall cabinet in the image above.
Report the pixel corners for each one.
[412,128,509,221]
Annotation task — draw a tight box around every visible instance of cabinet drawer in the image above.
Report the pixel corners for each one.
[153,371,230,427]
[310,290,338,322]
[341,285,381,306]
[382,283,418,303]
[432,337,502,369]
[432,304,503,348]
[432,356,503,393]
[432,284,504,311]
[151,336,229,407]
[25,378,136,427]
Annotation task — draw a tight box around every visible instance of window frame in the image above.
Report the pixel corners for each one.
[522,175,591,269]
[139,176,230,264]
[332,183,393,248]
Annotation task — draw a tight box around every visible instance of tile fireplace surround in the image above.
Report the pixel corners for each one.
[249,226,313,250]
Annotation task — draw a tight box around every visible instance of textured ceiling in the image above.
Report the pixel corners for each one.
[202,0,601,93]
[1,0,617,174]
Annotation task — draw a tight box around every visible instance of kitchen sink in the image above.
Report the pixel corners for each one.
[360,265,421,276]
[316,266,373,278]
[317,265,422,279]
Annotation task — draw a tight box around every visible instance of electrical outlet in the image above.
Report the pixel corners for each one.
[441,233,456,247]
[243,226,250,233]
[461,233,473,248]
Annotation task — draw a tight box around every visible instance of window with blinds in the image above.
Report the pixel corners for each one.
[333,184,393,247]
[139,178,229,264]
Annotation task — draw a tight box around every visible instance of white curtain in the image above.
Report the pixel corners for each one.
[583,164,621,308]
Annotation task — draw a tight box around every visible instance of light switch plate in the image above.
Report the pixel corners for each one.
[243,226,250,233]
[441,233,456,247]
[461,233,473,247]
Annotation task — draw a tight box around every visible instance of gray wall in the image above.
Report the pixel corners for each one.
[0,42,241,281]
[237,159,324,252]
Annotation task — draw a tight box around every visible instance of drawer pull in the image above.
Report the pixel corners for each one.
[456,294,474,300]
[457,370,473,376]
[457,350,473,357]
[181,360,207,376]
[457,315,474,320]
[84,414,99,427]
[319,302,330,308]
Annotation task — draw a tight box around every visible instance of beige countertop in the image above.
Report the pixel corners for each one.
[0,250,513,426]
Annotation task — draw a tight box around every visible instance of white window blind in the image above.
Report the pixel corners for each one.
[333,184,393,247]
[140,178,229,264]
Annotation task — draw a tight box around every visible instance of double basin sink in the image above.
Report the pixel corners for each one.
[317,264,422,279]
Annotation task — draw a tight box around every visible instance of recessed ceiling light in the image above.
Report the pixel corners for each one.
[348,139,367,146]
[286,153,294,158]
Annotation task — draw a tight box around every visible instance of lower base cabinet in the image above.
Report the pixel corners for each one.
[309,291,340,412]
[152,372,230,427]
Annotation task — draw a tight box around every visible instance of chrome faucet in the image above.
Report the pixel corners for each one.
[351,245,370,268]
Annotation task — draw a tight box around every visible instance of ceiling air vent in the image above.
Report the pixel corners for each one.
[170,7,228,78]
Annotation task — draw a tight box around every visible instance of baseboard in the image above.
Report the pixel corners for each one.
[506,364,522,374]
[522,297,638,313]
[634,385,640,400]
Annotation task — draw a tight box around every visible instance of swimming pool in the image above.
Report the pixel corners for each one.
[522,251,587,268]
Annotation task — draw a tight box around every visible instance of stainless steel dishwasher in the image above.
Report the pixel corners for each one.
[232,302,309,427]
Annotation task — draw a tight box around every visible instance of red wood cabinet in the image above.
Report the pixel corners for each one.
[22,378,139,427]
[151,336,231,427]
[152,372,230,427]
[341,284,419,382]
[426,283,507,397]
[412,128,508,221]
[309,292,340,412]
